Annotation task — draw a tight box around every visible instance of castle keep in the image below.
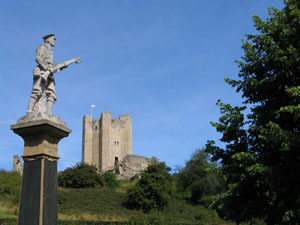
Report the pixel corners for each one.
[82,112,132,172]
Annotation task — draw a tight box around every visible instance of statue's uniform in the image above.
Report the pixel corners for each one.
[31,43,57,103]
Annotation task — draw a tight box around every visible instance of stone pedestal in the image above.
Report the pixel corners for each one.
[11,119,71,225]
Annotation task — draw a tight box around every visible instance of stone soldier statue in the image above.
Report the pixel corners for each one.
[27,34,80,114]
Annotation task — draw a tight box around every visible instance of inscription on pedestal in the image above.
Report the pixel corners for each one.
[23,139,58,158]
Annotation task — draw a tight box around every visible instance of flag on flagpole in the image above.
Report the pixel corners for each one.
[91,104,96,117]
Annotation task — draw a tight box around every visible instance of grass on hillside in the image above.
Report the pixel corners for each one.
[57,183,236,225]
[0,180,259,224]
[0,212,17,219]
[0,200,18,216]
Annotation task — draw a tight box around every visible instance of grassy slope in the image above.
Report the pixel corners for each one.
[57,185,235,225]
[0,181,255,224]
[0,212,17,219]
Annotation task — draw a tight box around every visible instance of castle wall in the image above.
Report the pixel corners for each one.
[120,115,132,158]
[99,112,112,171]
[82,112,132,172]
[117,155,154,180]
[99,112,132,171]
[92,119,100,168]
[82,115,93,165]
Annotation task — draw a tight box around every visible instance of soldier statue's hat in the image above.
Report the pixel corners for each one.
[42,34,55,40]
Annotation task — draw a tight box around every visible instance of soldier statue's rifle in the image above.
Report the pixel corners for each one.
[41,56,81,81]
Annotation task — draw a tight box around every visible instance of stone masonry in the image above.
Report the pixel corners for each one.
[116,155,156,180]
[82,112,153,179]
[82,112,132,172]
[13,155,23,174]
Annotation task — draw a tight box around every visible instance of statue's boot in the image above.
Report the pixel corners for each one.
[27,97,36,113]
[46,100,54,114]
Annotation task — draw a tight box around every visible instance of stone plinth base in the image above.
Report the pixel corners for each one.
[11,119,71,225]
[17,112,66,127]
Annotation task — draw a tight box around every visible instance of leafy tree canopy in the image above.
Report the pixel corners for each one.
[176,148,224,204]
[127,162,172,212]
[58,163,104,188]
[206,1,300,224]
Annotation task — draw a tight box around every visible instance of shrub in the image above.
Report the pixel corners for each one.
[127,162,172,212]
[0,170,22,204]
[58,163,104,188]
[102,172,120,189]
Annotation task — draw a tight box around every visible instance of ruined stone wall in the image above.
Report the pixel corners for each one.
[13,155,23,174]
[117,155,155,180]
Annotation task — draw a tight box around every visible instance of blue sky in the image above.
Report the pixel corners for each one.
[0,1,284,172]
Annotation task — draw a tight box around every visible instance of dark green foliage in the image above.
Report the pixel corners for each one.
[0,170,22,204]
[176,149,224,204]
[58,163,104,188]
[207,1,300,224]
[103,172,120,189]
[127,162,172,212]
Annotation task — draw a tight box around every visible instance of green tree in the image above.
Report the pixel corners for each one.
[176,149,224,204]
[127,162,172,212]
[206,1,300,224]
[58,163,104,188]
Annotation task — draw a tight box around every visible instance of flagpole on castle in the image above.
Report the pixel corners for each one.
[91,104,96,118]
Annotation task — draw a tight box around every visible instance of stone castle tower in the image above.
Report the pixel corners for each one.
[82,112,132,172]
